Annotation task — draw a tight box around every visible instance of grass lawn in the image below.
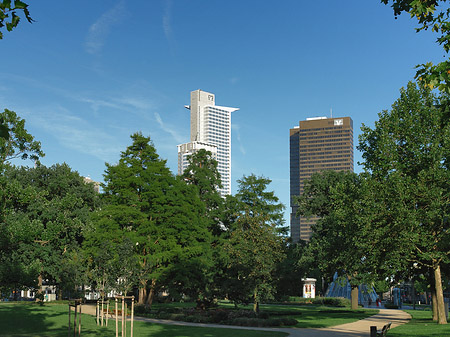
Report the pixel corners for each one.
[216,301,378,328]
[388,309,450,337]
[0,303,287,337]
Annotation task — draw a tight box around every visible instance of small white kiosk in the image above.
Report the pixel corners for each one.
[302,278,317,298]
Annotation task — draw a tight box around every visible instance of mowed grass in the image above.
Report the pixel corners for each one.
[0,303,287,337]
[216,301,378,328]
[388,309,450,337]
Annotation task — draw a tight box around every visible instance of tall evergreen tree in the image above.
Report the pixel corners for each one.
[98,133,210,306]
[181,149,223,235]
[236,174,286,233]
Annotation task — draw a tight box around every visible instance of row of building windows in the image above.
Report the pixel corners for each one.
[299,134,352,141]
[299,144,353,151]
[300,141,352,147]
[299,150,353,158]
[205,110,230,120]
[300,159,350,167]
[300,137,352,144]
[299,125,347,132]
[206,119,229,127]
[299,130,352,137]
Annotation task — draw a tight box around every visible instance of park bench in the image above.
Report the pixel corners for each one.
[377,322,391,337]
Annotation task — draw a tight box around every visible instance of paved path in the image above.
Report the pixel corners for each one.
[81,305,411,336]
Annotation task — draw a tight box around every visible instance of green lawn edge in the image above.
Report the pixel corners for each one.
[388,309,450,337]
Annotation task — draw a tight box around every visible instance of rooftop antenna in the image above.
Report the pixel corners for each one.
[330,108,333,119]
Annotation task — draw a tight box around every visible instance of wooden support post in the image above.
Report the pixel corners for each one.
[73,304,77,337]
[101,298,104,326]
[96,300,99,326]
[115,298,118,337]
[121,297,125,337]
[106,301,109,327]
[370,326,377,337]
[131,296,134,337]
[124,302,127,337]
[78,301,82,337]
[68,304,71,337]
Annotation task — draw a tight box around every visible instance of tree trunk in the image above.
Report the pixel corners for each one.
[138,280,147,305]
[253,288,260,313]
[146,279,157,308]
[36,273,43,302]
[431,281,438,321]
[351,285,359,310]
[434,264,447,324]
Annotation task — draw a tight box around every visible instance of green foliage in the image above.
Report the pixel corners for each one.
[358,81,450,323]
[274,242,306,299]
[382,0,450,92]
[358,82,450,270]
[0,109,44,165]
[0,0,32,39]
[235,174,286,230]
[296,171,373,283]
[181,148,224,235]
[95,132,211,305]
[1,163,100,295]
[223,210,285,310]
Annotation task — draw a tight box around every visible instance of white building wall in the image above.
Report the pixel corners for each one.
[177,141,218,176]
[181,89,238,196]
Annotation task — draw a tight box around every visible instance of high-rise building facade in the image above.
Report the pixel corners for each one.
[290,116,354,242]
[177,141,217,175]
[178,89,238,196]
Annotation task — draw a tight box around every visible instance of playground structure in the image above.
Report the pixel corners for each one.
[325,272,378,305]
[97,295,135,337]
[68,299,82,337]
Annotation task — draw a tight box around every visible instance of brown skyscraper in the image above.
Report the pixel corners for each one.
[290,117,353,242]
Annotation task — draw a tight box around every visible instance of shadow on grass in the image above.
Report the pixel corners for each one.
[388,311,450,337]
[0,303,112,337]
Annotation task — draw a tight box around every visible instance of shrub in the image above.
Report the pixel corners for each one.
[228,309,257,320]
[312,297,349,307]
[211,309,229,323]
[384,303,398,309]
[263,310,302,316]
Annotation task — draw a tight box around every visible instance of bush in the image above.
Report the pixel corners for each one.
[263,310,302,316]
[134,304,152,315]
[258,311,270,319]
[312,297,349,307]
[384,303,398,309]
[211,309,229,323]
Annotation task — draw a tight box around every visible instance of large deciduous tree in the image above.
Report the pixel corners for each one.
[3,163,100,299]
[358,81,450,324]
[221,174,286,311]
[0,109,43,165]
[296,170,373,310]
[223,210,284,313]
[0,109,44,297]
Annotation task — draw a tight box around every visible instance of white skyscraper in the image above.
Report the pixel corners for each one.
[178,89,238,196]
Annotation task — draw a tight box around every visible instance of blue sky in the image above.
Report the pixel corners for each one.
[1,0,444,225]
